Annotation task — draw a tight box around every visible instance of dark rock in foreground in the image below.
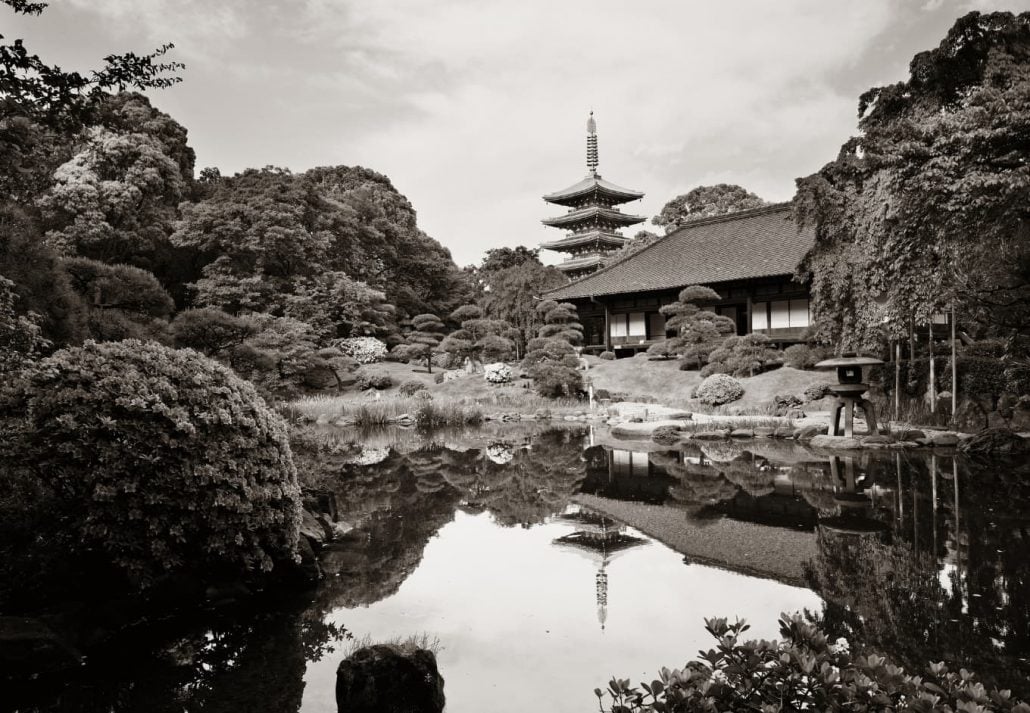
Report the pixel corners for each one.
[959,427,1029,457]
[0,617,82,674]
[337,644,445,713]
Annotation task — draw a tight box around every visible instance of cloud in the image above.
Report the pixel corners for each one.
[8,0,1026,265]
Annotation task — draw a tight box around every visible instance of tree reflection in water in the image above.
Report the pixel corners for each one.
[10,428,1030,710]
[586,441,1030,695]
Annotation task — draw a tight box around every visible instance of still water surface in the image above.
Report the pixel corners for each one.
[12,423,1030,712]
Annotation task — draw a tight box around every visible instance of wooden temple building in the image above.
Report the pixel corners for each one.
[545,203,816,354]
[540,113,647,279]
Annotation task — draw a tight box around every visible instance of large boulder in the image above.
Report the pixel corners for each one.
[336,644,445,713]
[959,427,1030,457]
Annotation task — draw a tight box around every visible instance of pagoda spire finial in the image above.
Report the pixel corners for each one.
[586,111,599,174]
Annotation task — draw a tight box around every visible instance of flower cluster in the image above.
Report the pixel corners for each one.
[484,362,513,384]
[335,336,387,364]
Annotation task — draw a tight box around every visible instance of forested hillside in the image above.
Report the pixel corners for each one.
[2,85,473,397]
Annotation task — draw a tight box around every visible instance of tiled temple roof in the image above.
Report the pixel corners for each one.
[540,230,630,251]
[543,174,645,207]
[542,205,646,229]
[546,204,814,300]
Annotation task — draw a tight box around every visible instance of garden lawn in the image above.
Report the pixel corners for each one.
[585,357,837,411]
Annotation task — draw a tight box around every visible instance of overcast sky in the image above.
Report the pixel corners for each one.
[8,0,1028,266]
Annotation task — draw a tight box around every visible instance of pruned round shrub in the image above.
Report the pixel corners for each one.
[530,363,583,398]
[645,341,675,360]
[399,379,428,396]
[599,350,616,360]
[3,340,300,584]
[357,371,393,390]
[695,373,744,406]
[335,336,388,364]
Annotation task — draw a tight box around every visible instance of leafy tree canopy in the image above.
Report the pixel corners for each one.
[652,184,767,233]
[795,11,1030,351]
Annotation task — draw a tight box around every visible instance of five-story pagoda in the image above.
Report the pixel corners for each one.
[541,113,646,279]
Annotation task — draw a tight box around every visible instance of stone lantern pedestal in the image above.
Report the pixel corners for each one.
[815,356,885,438]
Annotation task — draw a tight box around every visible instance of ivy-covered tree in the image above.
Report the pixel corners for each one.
[648,286,736,369]
[653,185,767,234]
[795,11,1030,352]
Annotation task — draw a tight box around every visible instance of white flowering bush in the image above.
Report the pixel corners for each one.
[484,362,513,384]
[694,373,744,406]
[335,337,387,364]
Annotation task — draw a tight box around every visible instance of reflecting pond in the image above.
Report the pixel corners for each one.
[9,424,1030,712]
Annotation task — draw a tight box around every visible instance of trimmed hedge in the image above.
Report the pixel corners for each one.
[1,340,300,584]
[694,373,744,406]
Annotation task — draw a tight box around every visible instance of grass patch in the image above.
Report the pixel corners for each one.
[285,394,483,427]
[682,415,794,431]
[343,632,442,657]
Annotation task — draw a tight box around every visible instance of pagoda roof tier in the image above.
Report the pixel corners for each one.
[540,230,629,251]
[542,205,646,229]
[554,254,604,273]
[543,173,645,207]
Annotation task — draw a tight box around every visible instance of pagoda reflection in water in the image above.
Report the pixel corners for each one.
[552,507,646,630]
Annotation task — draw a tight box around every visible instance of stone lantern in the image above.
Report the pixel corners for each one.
[814,356,885,438]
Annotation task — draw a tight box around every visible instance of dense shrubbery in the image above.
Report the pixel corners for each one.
[597,615,1029,713]
[398,379,428,396]
[879,356,1029,410]
[335,336,388,364]
[804,382,832,402]
[783,342,830,370]
[707,333,783,377]
[599,350,616,360]
[357,371,393,390]
[694,373,744,406]
[523,300,584,398]
[0,340,301,585]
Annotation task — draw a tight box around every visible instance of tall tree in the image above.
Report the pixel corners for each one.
[652,184,767,234]
[480,261,567,354]
[604,229,661,265]
[795,11,1030,351]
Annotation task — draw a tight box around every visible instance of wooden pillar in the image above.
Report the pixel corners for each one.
[603,301,612,351]
[894,341,901,422]
[745,295,753,335]
[951,307,957,419]
[928,321,936,408]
